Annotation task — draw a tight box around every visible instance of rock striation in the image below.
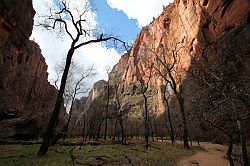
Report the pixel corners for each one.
[0,0,67,140]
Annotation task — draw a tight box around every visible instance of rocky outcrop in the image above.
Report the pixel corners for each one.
[0,0,67,139]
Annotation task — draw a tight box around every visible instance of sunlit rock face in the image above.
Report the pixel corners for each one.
[106,0,250,115]
[76,0,250,141]
[72,80,107,116]
[0,0,67,140]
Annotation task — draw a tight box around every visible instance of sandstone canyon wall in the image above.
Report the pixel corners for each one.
[69,80,107,136]
[114,0,250,112]
[77,0,250,140]
[0,0,67,140]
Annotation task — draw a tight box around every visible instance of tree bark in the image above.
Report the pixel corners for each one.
[142,93,149,149]
[177,93,189,149]
[167,105,175,146]
[165,117,171,137]
[227,137,235,166]
[237,118,249,166]
[149,121,154,142]
[153,118,158,140]
[232,102,249,166]
[96,120,103,140]
[113,119,118,141]
[82,117,85,140]
[163,84,175,146]
[104,80,110,140]
[189,135,192,146]
[38,49,75,156]
[63,107,73,140]
[118,115,124,143]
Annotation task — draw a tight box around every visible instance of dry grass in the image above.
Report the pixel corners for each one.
[0,140,196,166]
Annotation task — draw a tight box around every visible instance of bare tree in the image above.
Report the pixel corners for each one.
[84,98,105,141]
[50,61,96,144]
[104,66,111,140]
[151,108,159,141]
[37,1,127,156]
[114,84,125,143]
[163,84,175,146]
[208,118,236,165]
[135,57,153,149]
[63,65,96,139]
[82,114,86,140]
[189,42,249,165]
[139,76,150,149]
[151,43,190,149]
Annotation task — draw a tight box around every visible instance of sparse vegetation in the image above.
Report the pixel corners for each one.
[0,141,195,166]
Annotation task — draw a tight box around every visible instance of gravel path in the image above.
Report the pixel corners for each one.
[176,143,229,166]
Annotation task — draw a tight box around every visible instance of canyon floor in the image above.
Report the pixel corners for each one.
[0,139,238,166]
[176,143,229,166]
[0,142,191,166]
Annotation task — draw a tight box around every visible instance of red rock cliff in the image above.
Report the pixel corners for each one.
[67,0,250,140]
[108,0,250,113]
[125,0,250,82]
[0,0,67,139]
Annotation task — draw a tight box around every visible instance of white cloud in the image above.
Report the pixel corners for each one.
[107,0,173,27]
[31,0,120,91]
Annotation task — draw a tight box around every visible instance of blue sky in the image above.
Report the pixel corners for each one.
[93,0,140,43]
[31,0,172,91]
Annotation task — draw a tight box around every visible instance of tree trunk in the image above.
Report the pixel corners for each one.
[151,131,155,142]
[96,122,102,140]
[154,120,158,141]
[227,137,235,166]
[167,105,175,145]
[237,119,249,166]
[63,109,72,140]
[88,127,92,140]
[136,128,140,140]
[176,116,183,143]
[63,88,78,140]
[232,102,249,166]
[118,116,124,144]
[82,118,86,140]
[189,135,192,146]
[177,93,189,149]
[165,121,171,138]
[163,84,175,145]
[113,119,118,141]
[143,93,149,149]
[38,49,75,156]
[50,132,63,146]
[104,81,110,140]
[85,127,89,142]
[150,121,154,142]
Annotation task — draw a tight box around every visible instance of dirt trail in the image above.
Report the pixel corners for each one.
[176,143,229,166]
